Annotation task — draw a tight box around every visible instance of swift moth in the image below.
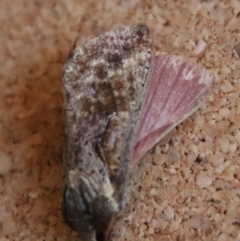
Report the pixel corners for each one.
[62,24,213,241]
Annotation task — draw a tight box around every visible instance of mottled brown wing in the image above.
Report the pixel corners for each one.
[62,24,152,241]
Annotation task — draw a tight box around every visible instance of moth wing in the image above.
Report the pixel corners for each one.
[133,53,214,162]
[62,24,152,239]
[62,24,152,186]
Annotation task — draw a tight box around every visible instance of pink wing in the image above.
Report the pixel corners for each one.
[133,53,214,163]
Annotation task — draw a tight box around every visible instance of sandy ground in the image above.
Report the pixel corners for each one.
[0,0,240,240]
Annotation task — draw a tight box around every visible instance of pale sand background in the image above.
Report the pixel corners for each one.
[0,0,240,240]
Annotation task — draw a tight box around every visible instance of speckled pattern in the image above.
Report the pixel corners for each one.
[61,24,152,241]
[0,1,239,241]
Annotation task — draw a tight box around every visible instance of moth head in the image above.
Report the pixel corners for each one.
[62,170,119,241]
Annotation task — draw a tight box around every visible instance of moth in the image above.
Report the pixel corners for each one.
[61,24,213,241]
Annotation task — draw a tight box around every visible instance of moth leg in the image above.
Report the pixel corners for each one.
[63,169,119,241]
[69,170,99,203]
